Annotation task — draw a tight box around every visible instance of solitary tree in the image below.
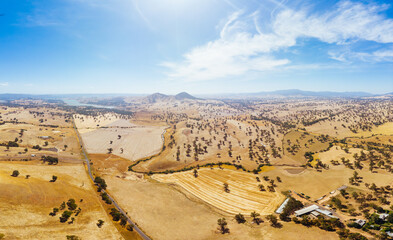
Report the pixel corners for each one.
[11,170,20,177]
[66,235,80,240]
[235,213,246,224]
[251,211,261,224]
[50,175,58,182]
[223,183,230,193]
[97,219,104,228]
[217,218,229,234]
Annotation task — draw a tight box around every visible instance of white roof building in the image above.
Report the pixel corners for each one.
[355,219,366,227]
[311,211,320,217]
[337,185,348,191]
[378,213,389,221]
[294,205,336,218]
[316,208,337,218]
[295,205,319,217]
[275,198,290,214]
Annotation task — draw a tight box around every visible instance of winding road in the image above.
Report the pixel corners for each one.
[72,120,152,240]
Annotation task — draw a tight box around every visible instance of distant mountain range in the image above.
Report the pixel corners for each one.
[0,90,392,102]
[144,92,198,103]
[201,89,387,99]
[248,89,374,98]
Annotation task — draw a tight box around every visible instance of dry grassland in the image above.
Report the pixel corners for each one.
[315,147,366,164]
[259,165,393,201]
[282,130,330,164]
[353,122,393,137]
[134,119,284,172]
[103,172,338,240]
[152,168,284,215]
[80,119,165,161]
[75,114,166,161]
[0,161,122,240]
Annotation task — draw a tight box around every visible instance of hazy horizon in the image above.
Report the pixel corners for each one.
[0,88,391,96]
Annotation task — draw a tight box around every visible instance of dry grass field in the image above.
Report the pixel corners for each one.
[0,161,123,240]
[353,122,393,137]
[257,165,393,201]
[75,115,166,161]
[88,153,337,240]
[106,175,338,240]
[152,168,284,215]
[282,130,330,165]
[315,146,366,164]
[133,118,284,172]
[0,107,81,162]
[101,167,338,240]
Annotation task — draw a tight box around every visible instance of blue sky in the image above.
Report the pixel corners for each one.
[0,0,393,94]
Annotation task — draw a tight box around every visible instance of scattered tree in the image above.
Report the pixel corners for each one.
[11,170,20,177]
[235,213,246,224]
[97,219,104,228]
[50,175,57,182]
[217,218,229,234]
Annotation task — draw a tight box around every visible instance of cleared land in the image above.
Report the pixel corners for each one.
[102,167,338,240]
[76,116,165,161]
[0,161,123,240]
[152,168,284,215]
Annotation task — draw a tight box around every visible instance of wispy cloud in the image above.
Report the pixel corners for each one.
[329,47,393,63]
[132,0,155,30]
[0,82,9,87]
[162,1,393,81]
[23,9,64,27]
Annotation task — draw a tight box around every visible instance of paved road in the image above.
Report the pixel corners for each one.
[72,121,152,240]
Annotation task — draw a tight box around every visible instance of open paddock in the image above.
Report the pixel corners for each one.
[152,168,284,215]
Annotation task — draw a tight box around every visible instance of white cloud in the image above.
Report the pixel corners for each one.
[161,11,293,82]
[0,82,9,87]
[162,1,393,81]
[329,48,393,63]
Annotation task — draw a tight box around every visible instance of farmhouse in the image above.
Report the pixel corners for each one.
[295,204,319,217]
[355,219,366,227]
[295,204,336,218]
[378,213,389,221]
